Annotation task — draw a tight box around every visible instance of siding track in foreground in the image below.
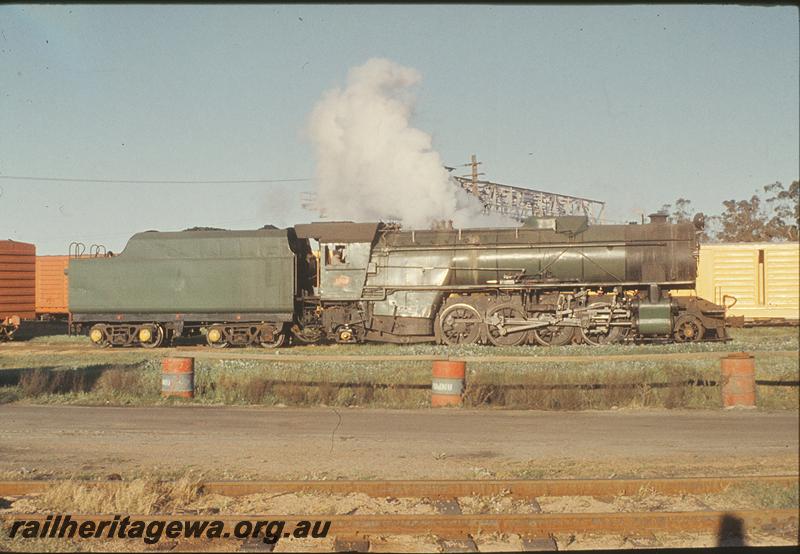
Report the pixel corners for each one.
[1,476,797,548]
[1,475,797,497]
[1,510,797,539]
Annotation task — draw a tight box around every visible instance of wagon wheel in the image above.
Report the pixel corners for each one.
[673,314,705,343]
[259,330,286,348]
[531,324,575,347]
[579,324,629,346]
[206,326,230,348]
[438,303,482,346]
[486,304,528,347]
[138,324,165,349]
[88,324,111,348]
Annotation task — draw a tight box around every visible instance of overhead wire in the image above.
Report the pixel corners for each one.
[0,175,314,184]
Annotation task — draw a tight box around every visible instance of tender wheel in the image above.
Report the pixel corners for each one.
[673,314,705,343]
[138,324,165,349]
[438,303,482,346]
[206,325,229,348]
[259,332,286,348]
[88,324,111,348]
[532,324,576,347]
[486,304,528,347]
[291,325,323,344]
[579,325,629,346]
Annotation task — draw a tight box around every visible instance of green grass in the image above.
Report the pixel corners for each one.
[1,353,796,410]
[695,481,800,514]
[0,327,796,410]
[465,355,798,410]
[25,334,87,344]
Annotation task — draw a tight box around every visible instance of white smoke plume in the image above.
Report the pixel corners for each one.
[307,58,512,229]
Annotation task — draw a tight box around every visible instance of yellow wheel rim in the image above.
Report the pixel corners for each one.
[90,329,103,343]
[208,329,222,343]
[138,328,152,342]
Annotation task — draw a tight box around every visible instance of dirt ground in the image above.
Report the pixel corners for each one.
[0,404,796,480]
[1,404,797,551]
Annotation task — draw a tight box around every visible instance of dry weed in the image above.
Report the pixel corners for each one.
[93,368,146,396]
[19,369,90,396]
[37,476,203,515]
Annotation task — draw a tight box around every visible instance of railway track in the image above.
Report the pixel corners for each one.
[0,342,796,364]
[1,476,797,550]
[2,475,795,497]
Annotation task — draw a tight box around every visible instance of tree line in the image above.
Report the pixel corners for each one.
[661,180,799,243]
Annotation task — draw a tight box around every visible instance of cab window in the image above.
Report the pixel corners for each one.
[325,244,347,265]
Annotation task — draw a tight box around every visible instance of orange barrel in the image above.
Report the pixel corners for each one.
[720,353,756,408]
[161,357,194,399]
[431,360,466,407]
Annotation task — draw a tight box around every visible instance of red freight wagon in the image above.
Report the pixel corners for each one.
[0,240,36,340]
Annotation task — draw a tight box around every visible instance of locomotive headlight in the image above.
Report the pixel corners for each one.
[90,329,103,343]
[138,327,152,343]
[208,328,222,343]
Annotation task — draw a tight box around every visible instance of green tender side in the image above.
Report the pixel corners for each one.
[68,230,295,315]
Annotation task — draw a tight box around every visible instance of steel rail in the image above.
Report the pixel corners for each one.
[1,476,796,499]
[0,510,796,538]
[202,475,800,498]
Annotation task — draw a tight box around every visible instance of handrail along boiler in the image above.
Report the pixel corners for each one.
[68,214,729,348]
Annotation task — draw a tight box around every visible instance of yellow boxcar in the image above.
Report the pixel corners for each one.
[675,242,799,323]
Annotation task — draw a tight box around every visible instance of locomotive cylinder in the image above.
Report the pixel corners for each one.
[637,302,673,335]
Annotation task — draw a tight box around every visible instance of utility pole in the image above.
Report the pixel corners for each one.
[460,154,484,195]
[471,154,479,195]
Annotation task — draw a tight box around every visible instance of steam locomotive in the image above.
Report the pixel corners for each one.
[68,214,730,348]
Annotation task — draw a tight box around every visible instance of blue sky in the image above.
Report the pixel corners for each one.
[1,4,797,254]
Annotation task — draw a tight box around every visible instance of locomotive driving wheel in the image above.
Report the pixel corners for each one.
[486,304,528,347]
[673,314,705,342]
[438,303,482,346]
[579,325,629,346]
[531,322,576,346]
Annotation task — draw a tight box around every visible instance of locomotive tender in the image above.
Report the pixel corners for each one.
[68,214,729,348]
